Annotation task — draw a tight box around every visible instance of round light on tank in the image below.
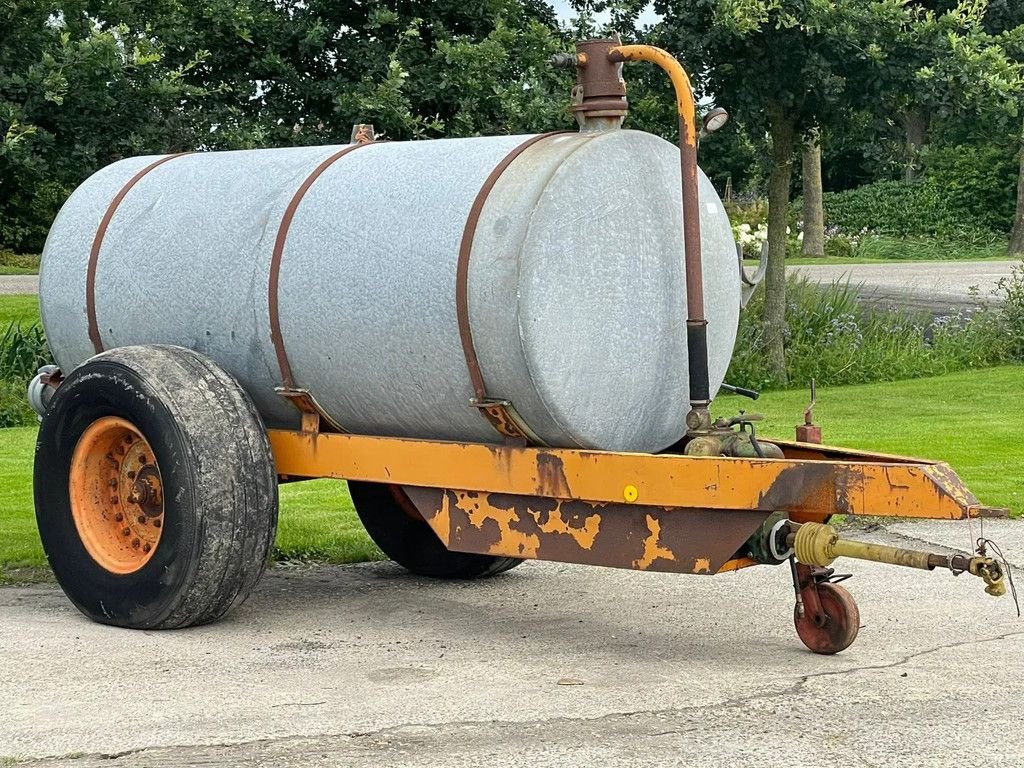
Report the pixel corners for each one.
[701,108,730,134]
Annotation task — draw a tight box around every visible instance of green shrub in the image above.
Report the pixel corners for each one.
[922,143,1017,235]
[822,179,976,239]
[727,273,1021,392]
[0,251,41,271]
[998,262,1024,361]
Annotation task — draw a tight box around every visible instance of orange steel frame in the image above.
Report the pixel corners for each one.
[269,427,1002,575]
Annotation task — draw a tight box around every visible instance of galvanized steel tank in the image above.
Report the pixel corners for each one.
[40,128,740,452]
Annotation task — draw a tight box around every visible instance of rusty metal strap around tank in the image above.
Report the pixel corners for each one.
[269,142,374,431]
[455,131,572,444]
[86,152,194,355]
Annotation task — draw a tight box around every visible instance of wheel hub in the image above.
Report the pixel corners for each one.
[69,417,165,574]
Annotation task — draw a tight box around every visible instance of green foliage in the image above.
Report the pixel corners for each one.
[998,261,1024,360]
[922,142,1018,233]
[854,235,1008,260]
[1,1,571,251]
[1,4,212,252]
[727,274,1022,391]
[0,323,49,382]
[0,379,34,429]
[823,179,989,239]
[0,251,40,274]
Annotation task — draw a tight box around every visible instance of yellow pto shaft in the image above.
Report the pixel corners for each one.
[788,522,1007,597]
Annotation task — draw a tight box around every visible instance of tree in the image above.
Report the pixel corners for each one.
[801,130,825,257]
[1,1,571,251]
[649,0,1021,384]
[0,1,206,252]
[650,0,915,385]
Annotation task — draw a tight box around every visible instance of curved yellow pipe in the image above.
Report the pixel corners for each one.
[609,44,697,145]
[608,43,710,420]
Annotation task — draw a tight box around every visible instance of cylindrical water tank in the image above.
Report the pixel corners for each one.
[40,128,740,453]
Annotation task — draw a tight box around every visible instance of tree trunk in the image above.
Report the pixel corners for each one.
[801,130,825,257]
[902,109,928,182]
[1009,124,1024,256]
[764,104,796,386]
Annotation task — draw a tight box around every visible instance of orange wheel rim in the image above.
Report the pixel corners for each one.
[69,417,165,574]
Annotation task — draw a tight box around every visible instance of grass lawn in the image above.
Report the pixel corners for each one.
[0,366,1019,582]
[0,266,38,276]
[0,295,40,326]
[719,366,1022,514]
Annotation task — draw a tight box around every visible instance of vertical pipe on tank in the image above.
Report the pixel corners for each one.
[603,44,712,432]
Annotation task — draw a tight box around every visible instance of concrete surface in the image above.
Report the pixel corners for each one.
[790,260,1018,314]
[0,275,38,295]
[2,520,1022,767]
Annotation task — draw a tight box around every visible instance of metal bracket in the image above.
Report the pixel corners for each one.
[470,398,542,446]
[275,388,346,435]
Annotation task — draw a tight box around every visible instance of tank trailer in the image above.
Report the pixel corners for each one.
[30,39,1010,653]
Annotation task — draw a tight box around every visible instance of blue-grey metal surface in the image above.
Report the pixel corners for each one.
[40,129,739,452]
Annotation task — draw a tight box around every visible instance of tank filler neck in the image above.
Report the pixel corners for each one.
[552,37,628,132]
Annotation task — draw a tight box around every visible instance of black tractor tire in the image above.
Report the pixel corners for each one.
[35,345,278,629]
[348,481,522,579]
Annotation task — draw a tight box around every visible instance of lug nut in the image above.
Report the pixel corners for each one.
[114,513,124,522]
[139,456,147,465]
[131,538,140,549]
[122,527,131,536]
[137,515,146,524]
[110,497,119,505]
[108,479,118,487]
[143,543,151,553]
[153,519,162,529]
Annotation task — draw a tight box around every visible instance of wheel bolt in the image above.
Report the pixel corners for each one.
[153,519,162,529]
[137,515,146,524]
[122,527,131,536]
[114,513,123,522]
[131,538,140,549]
[143,544,151,553]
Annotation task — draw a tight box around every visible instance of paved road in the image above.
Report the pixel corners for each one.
[0,275,38,295]
[2,520,1021,766]
[790,260,1018,314]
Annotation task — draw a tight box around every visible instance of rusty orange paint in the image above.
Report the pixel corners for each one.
[404,487,767,575]
[715,557,759,574]
[268,430,992,521]
[69,417,164,574]
[446,492,541,558]
[633,514,676,570]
